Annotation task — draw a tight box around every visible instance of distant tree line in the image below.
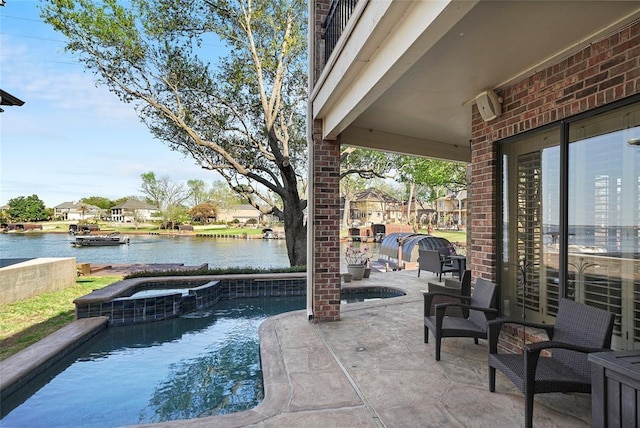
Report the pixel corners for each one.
[1,173,247,227]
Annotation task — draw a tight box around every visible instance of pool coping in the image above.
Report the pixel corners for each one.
[135,290,417,427]
[0,317,109,400]
[0,278,412,427]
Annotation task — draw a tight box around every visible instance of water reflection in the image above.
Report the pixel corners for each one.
[141,332,262,422]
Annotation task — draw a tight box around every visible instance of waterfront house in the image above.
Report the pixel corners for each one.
[348,188,402,226]
[216,204,263,224]
[110,199,159,223]
[435,190,467,230]
[53,201,102,221]
[307,0,640,352]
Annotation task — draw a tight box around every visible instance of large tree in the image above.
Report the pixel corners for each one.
[140,172,191,228]
[7,195,49,222]
[140,172,190,211]
[42,0,308,265]
[186,179,208,207]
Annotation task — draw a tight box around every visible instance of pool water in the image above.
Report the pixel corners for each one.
[1,296,306,428]
[340,288,405,303]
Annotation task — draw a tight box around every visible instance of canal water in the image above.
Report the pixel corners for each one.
[0,233,291,269]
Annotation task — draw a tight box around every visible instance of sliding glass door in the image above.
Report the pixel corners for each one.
[499,100,640,349]
[567,104,640,349]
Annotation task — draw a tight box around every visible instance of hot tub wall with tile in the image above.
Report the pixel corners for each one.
[75,274,307,325]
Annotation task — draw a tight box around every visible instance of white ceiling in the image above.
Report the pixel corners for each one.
[324,1,640,162]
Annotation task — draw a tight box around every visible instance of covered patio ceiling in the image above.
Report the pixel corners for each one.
[311,1,640,163]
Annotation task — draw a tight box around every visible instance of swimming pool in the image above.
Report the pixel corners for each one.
[0,296,306,428]
[340,287,405,303]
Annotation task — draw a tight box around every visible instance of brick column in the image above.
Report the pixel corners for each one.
[469,120,498,283]
[311,119,341,322]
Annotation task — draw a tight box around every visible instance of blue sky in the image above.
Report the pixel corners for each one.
[0,1,226,208]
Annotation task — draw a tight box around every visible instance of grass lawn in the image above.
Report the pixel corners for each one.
[0,276,122,361]
[428,230,467,244]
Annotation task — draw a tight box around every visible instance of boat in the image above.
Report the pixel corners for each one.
[72,233,130,247]
[262,228,285,239]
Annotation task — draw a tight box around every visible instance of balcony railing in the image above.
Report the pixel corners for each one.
[322,0,359,63]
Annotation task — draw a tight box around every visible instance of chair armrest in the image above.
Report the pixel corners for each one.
[423,291,463,303]
[524,340,610,355]
[522,341,612,385]
[435,302,497,318]
[423,291,464,299]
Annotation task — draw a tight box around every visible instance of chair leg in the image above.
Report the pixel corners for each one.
[474,338,479,345]
[424,326,429,343]
[418,270,420,277]
[525,392,535,428]
[435,335,441,361]
[489,366,496,392]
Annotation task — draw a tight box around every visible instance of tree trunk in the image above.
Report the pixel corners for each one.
[407,182,415,224]
[342,197,351,228]
[281,191,306,266]
[278,161,307,267]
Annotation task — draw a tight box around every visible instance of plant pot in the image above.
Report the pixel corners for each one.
[347,264,366,280]
[363,267,371,278]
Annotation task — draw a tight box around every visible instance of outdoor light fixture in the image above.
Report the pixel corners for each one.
[475,90,502,122]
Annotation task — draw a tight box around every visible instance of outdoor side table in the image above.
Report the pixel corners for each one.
[449,255,466,279]
[589,350,640,427]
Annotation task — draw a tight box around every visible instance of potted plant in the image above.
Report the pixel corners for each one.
[345,244,370,280]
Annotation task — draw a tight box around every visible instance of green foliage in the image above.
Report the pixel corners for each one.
[186,179,207,206]
[209,180,244,210]
[124,265,306,279]
[340,148,397,180]
[113,195,142,206]
[40,0,309,266]
[6,194,49,222]
[81,196,114,209]
[188,202,218,223]
[400,158,467,192]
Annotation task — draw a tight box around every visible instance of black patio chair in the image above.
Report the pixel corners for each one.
[487,298,615,428]
[426,269,471,318]
[423,277,498,361]
[417,249,457,280]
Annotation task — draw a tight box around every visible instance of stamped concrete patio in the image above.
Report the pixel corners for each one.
[150,268,591,428]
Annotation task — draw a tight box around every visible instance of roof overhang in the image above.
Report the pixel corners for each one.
[310,1,640,162]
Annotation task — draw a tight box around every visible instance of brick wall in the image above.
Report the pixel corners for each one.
[312,0,331,85]
[469,21,640,284]
[312,119,342,322]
